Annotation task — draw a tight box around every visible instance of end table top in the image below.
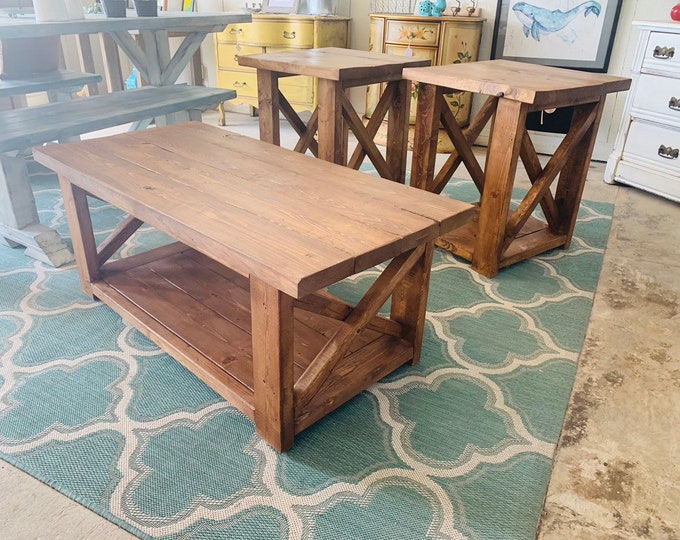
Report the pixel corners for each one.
[238,47,431,82]
[403,59,631,107]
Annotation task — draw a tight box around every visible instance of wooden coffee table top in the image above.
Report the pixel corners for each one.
[35,122,472,298]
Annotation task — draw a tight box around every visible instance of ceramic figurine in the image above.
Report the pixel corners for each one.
[418,0,434,16]
[432,0,446,16]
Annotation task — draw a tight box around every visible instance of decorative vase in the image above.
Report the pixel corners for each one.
[134,0,158,17]
[101,0,127,17]
[672,3,680,21]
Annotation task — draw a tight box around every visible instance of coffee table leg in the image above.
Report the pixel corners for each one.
[256,69,281,147]
[472,98,527,278]
[390,241,434,365]
[250,276,295,452]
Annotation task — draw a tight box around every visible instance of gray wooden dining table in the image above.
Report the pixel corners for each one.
[0,10,250,266]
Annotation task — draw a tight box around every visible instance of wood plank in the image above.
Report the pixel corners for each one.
[0,70,101,98]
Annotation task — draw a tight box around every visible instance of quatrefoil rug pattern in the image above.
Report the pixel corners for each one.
[0,165,612,539]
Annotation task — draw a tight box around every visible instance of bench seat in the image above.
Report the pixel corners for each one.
[0,84,237,267]
[0,70,102,99]
[0,84,237,153]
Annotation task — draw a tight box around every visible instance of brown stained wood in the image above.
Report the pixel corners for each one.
[294,245,425,410]
[317,78,345,165]
[58,178,99,296]
[554,98,606,243]
[472,98,527,277]
[97,215,143,266]
[504,105,598,251]
[438,92,485,192]
[340,91,391,179]
[347,82,395,171]
[132,123,472,233]
[92,279,256,419]
[402,59,631,107]
[410,82,442,192]
[390,242,434,365]
[385,79,410,183]
[250,276,295,452]
[519,130,559,228]
[37,122,473,451]
[431,95,497,196]
[239,47,430,83]
[256,70,280,147]
[295,335,413,433]
[278,95,319,157]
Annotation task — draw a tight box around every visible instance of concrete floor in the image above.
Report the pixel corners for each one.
[0,112,678,539]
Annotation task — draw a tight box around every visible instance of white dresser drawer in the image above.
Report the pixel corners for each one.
[633,74,680,120]
[623,120,680,174]
[642,31,680,75]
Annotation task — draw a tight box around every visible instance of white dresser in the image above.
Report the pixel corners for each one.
[605,21,680,203]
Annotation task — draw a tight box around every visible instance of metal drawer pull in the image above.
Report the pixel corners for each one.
[229,28,244,35]
[658,145,679,159]
[653,46,675,59]
[233,82,247,88]
[669,97,680,111]
[283,30,296,39]
[234,55,240,62]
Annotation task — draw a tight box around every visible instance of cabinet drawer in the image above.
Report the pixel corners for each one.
[623,120,680,174]
[633,74,680,120]
[217,21,313,47]
[642,31,680,75]
[385,44,436,64]
[217,70,313,103]
[385,20,440,46]
[216,43,262,70]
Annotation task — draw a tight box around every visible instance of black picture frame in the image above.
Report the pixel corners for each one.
[491,0,622,72]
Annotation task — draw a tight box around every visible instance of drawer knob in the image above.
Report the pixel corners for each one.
[669,97,680,111]
[653,45,675,59]
[283,30,296,39]
[658,144,679,159]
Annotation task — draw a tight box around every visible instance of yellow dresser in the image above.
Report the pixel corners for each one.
[366,14,483,150]
[215,14,350,118]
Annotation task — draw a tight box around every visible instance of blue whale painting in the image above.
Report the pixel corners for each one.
[512,1,601,41]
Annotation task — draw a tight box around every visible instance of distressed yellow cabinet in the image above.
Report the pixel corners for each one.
[366,14,483,150]
[215,14,350,120]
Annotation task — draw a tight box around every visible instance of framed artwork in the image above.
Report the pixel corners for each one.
[261,0,299,13]
[182,0,194,11]
[491,0,622,72]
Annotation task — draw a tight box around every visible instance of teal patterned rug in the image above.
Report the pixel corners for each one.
[0,161,613,539]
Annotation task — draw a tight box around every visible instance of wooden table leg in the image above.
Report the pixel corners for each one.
[472,98,527,278]
[385,79,411,184]
[256,69,281,147]
[0,154,74,267]
[316,78,345,166]
[411,83,445,192]
[390,241,434,365]
[554,98,606,245]
[250,276,295,452]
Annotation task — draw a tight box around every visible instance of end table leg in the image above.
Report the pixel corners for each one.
[390,242,434,365]
[317,78,345,166]
[257,70,281,147]
[410,82,443,191]
[250,276,295,452]
[385,79,410,183]
[472,99,527,278]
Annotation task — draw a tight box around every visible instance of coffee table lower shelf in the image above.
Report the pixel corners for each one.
[92,242,414,435]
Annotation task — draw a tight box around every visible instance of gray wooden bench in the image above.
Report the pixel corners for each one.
[0,70,102,102]
[0,84,237,266]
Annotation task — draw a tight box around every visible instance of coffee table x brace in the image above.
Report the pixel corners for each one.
[404,60,631,277]
[238,47,430,183]
[34,122,473,452]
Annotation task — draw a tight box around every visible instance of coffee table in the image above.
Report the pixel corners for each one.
[34,122,473,451]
